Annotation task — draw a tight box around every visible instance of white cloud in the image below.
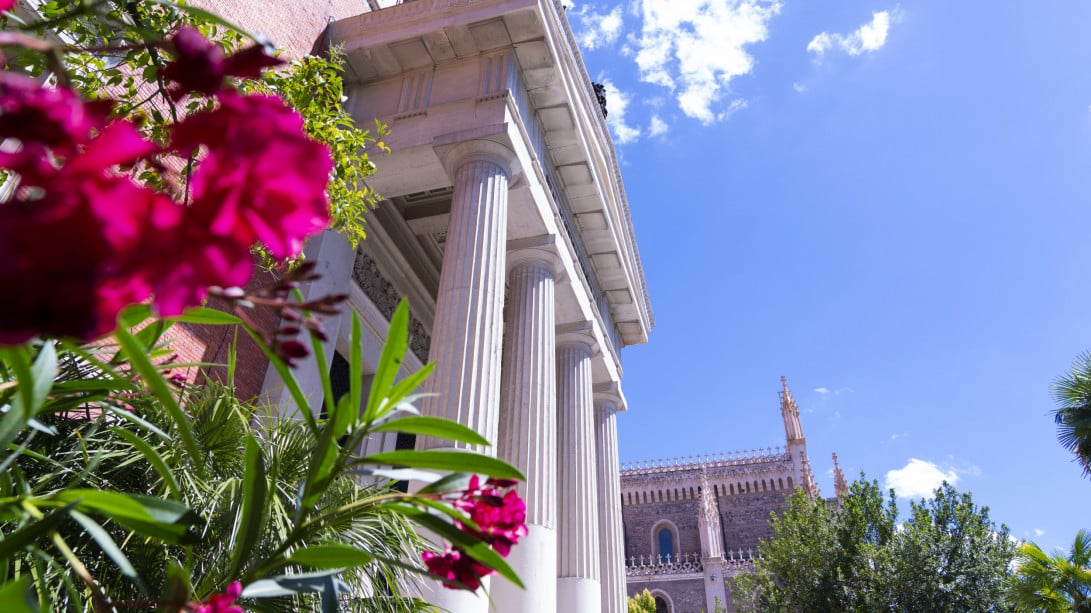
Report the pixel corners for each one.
[792,81,807,93]
[814,387,830,395]
[884,458,958,499]
[633,0,780,123]
[600,78,641,144]
[889,431,909,441]
[1034,528,1046,537]
[648,114,669,138]
[575,5,625,50]
[807,9,899,58]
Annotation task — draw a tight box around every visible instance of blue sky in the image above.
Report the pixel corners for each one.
[569,0,1091,550]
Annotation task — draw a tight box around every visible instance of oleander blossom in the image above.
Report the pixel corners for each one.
[423,477,528,590]
[192,581,243,613]
[172,91,333,261]
[162,26,283,99]
[0,31,333,343]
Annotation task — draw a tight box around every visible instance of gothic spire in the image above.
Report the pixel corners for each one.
[800,450,820,498]
[779,376,805,442]
[832,452,848,500]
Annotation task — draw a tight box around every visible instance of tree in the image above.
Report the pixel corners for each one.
[732,478,1016,612]
[628,589,657,613]
[886,483,1015,611]
[1051,352,1091,476]
[1010,530,1091,612]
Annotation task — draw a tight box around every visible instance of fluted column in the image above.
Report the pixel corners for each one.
[493,250,563,613]
[416,151,510,452]
[556,331,601,613]
[595,390,626,613]
[416,144,511,613]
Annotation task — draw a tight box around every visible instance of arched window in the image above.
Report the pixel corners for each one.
[655,596,669,613]
[657,527,674,559]
[730,483,735,495]
[787,476,794,488]
[779,477,785,490]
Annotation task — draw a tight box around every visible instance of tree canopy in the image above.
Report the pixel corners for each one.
[732,479,1016,612]
[1009,529,1091,612]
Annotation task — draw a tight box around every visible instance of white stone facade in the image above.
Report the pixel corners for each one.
[262,1,654,611]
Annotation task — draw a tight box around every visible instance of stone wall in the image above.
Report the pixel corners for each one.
[718,490,786,552]
[628,578,706,613]
[622,499,701,560]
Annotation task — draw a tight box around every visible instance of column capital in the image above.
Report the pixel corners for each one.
[593,382,626,414]
[507,235,566,280]
[435,137,522,185]
[556,321,598,355]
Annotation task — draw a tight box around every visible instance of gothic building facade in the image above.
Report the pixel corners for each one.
[620,379,847,613]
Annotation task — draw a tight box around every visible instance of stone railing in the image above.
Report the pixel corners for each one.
[723,548,759,570]
[625,553,703,577]
[625,550,760,577]
[621,447,789,474]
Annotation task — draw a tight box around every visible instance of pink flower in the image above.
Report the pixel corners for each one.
[0,1,14,12]
[423,476,528,590]
[163,27,283,99]
[193,581,243,613]
[0,72,111,155]
[422,548,491,591]
[172,92,333,259]
[0,106,170,343]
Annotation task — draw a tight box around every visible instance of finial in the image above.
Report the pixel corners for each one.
[832,452,849,499]
[779,376,805,442]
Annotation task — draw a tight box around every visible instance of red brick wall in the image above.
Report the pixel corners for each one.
[191,0,370,59]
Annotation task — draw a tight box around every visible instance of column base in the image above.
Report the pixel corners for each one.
[557,577,602,613]
[492,524,556,613]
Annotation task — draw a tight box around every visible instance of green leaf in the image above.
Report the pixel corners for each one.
[69,510,147,595]
[289,544,374,569]
[364,300,409,423]
[417,472,475,495]
[0,503,74,560]
[227,437,268,581]
[114,327,205,476]
[360,450,525,481]
[0,576,37,613]
[383,363,435,417]
[51,490,201,545]
[349,314,363,428]
[111,428,181,499]
[117,304,153,329]
[371,416,489,446]
[241,569,346,599]
[176,307,242,325]
[412,513,524,589]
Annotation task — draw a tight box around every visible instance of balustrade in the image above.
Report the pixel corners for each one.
[623,550,758,577]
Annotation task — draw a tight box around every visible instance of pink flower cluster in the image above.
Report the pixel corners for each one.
[0,28,332,345]
[189,581,243,613]
[422,476,528,590]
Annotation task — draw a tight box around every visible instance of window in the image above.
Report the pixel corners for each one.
[655,596,669,613]
[657,527,674,559]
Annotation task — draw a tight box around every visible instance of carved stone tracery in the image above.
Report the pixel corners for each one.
[352,251,432,363]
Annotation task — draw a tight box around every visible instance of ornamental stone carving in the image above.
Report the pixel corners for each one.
[351,251,432,363]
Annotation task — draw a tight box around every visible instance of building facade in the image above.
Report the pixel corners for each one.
[620,379,846,613]
[171,1,653,613]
